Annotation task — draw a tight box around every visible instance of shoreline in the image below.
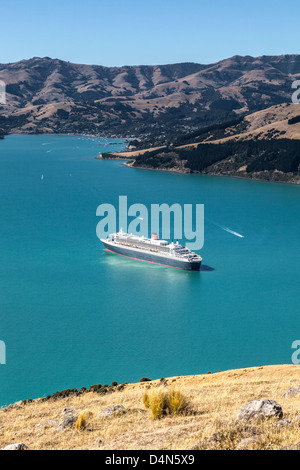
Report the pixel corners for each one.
[0,363,293,410]
[7,134,298,185]
[3,132,129,141]
[120,160,300,186]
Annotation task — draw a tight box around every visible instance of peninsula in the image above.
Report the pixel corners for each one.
[99,103,300,183]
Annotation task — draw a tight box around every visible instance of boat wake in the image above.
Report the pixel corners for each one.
[214,222,244,238]
[206,218,245,238]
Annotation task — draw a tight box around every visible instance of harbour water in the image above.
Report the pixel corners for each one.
[0,135,299,407]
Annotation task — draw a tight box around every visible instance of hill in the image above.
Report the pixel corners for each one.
[101,103,300,183]
[1,365,300,450]
[0,55,300,138]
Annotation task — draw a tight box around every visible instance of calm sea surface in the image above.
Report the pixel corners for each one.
[0,135,299,406]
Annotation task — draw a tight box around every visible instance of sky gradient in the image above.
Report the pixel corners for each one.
[1,0,300,66]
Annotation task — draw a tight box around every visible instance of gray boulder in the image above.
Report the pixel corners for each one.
[236,400,283,423]
[61,407,77,415]
[2,443,28,451]
[283,386,300,398]
[56,408,80,431]
[97,405,125,417]
[36,419,58,429]
[235,436,262,450]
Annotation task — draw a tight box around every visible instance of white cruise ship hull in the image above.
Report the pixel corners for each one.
[101,239,202,271]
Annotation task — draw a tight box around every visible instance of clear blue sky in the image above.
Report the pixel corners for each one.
[1,0,299,66]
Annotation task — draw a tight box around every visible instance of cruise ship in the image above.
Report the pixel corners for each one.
[101,230,202,271]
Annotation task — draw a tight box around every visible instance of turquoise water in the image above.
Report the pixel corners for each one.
[0,135,299,407]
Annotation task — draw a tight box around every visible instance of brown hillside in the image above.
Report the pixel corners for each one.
[1,365,300,450]
[1,55,300,136]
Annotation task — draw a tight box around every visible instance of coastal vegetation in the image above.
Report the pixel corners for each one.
[172,116,246,147]
[288,115,300,125]
[132,139,300,176]
[101,138,300,183]
[36,382,126,404]
[1,365,300,450]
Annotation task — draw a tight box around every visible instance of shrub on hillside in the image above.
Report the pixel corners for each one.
[75,410,93,431]
[288,115,300,125]
[143,388,191,419]
[167,389,190,415]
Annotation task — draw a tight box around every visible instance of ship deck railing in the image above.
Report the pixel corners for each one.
[112,237,201,261]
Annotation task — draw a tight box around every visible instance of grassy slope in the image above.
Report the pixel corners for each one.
[1,365,300,450]
[181,103,300,146]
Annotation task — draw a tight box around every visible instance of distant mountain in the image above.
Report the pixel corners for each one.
[0,55,300,138]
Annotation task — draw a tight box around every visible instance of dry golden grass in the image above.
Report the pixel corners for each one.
[1,365,300,450]
[143,388,191,419]
[167,389,190,416]
[98,146,165,159]
[143,388,168,420]
[75,410,94,431]
[182,104,300,148]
